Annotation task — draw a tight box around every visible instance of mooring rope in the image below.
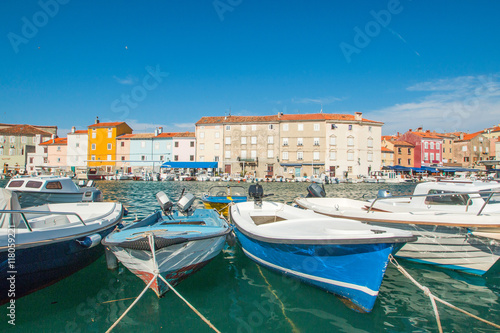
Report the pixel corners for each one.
[105,233,221,333]
[389,255,500,332]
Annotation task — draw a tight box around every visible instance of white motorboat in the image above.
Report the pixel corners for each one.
[295,182,500,275]
[231,184,415,313]
[0,188,123,304]
[5,176,102,207]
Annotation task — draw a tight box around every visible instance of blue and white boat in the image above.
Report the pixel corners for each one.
[102,191,231,297]
[0,188,123,304]
[201,185,247,217]
[230,185,416,313]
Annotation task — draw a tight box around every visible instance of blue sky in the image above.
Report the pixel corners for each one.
[1,0,500,136]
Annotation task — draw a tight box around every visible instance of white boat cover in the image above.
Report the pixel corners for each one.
[0,188,22,229]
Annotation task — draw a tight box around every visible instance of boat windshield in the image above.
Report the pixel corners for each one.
[208,186,246,197]
[479,189,500,204]
[424,189,472,206]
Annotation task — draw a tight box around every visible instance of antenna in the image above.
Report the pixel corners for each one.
[320,104,323,113]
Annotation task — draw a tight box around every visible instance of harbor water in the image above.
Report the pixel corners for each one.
[1,180,500,332]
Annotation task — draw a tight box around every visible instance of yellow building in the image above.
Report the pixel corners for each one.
[87,120,132,172]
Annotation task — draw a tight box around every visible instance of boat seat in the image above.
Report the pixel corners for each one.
[29,215,72,229]
[251,215,287,225]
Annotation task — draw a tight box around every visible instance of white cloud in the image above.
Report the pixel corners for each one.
[370,74,500,135]
[292,96,344,105]
[113,75,136,85]
[173,123,195,130]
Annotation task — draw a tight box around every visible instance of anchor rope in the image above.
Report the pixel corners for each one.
[389,255,500,332]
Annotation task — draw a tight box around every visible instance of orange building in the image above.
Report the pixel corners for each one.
[87,119,132,172]
[393,140,414,167]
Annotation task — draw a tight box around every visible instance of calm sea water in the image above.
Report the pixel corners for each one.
[2,180,500,333]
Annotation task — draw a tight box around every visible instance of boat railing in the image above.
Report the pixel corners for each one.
[366,189,500,216]
[0,209,87,232]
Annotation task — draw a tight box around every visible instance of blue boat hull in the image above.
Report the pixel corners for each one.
[234,228,396,312]
[0,225,117,305]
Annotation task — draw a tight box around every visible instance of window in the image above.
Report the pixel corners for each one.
[430,142,434,149]
[174,155,179,161]
[57,146,61,151]
[283,138,289,146]
[215,132,220,138]
[190,141,194,147]
[368,126,372,132]
[329,151,336,160]
[241,137,247,145]
[347,150,354,161]
[160,156,164,161]
[398,158,402,164]
[91,155,95,161]
[298,124,304,131]
[190,155,194,161]
[214,156,220,162]
[21,136,27,143]
[214,143,220,150]
[119,141,124,147]
[367,151,373,162]
[76,143,80,148]
[313,151,320,160]
[242,125,246,131]
[267,150,274,158]
[7,180,24,188]
[408,159,411,165]
[297,138,303,146]
[108,132,112,138]
[464,157,470,162]
[0,136,3,142]
[57,158,61,162]
[424,152,429,161]
[155,142,160,150]
[200,132,205,138]
[367,138,373,148]
[283,124,289,131]
[91,144,96,150]
[225,150,231,158]
[297,151,303,160]
[398,147,402,154]
[10,136,15,143]
[92,132,96,139]
[462,146,467,152]
[141,155,146,161]
[347,136,354,146]
[424,142,429,149]
[225,137,231,145]
[175,142,179,148]
[200,143,205,150]
[474,146,477,152]
[107,143,112,150]
[436,143,440,150]
[200,156,205,162]
[436,153,440,161]
[331,124,337,130]
[29,157,34,163]
[252,125,256,131]
[314,138,320,146]
[43,157,48,163]
[46,182,62,190]
[44,147,48,154]
[251,150,257,159]
[408,148,411,154]
[267,136,273,144]
[330,136,336,146]
[425,189,471,206]
[226,125,231,130]
[141,141,146,148]
[26,181,42,188]
[121,156,125,161]
[314,124,320,131]
[107,155,112,161]
[348,125,352,131]
[251,137,257,144]
[282,151,288,160]
[268,124,274,130]
[241,150,247,159]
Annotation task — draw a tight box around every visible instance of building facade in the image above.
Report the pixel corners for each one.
[400,129,443,168]
[87,120,133,173]
[39,137,68,173]
[453,131,491,168]
[0,124,54,174]
[392,141,414,167]
[195,112,383,179]
[381,147,394,167]
[67,128,88,169]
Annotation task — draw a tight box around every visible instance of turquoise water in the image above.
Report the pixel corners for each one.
[2,180,500,332]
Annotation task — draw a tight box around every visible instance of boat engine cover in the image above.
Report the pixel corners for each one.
[177,193,196,212]
[306,183,326,198]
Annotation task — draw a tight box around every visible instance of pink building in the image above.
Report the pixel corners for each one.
[39,137,68,172]
[400,128,443,168]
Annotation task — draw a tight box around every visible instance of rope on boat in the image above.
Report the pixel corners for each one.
[389,255,500,332]
[105,233,221,333]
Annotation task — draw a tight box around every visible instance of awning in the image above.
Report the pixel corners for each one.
[160,161,218,169]
[280,163,303,167]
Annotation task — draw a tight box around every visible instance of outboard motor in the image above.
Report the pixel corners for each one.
[306,183,326,198]
[177,193,196,215]
[249,183,273,208]
[377,190,392,198]
[156,191,174,214]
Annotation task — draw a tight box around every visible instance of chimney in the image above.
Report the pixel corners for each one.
[51,134,55,140]
[71,126,75,134]
[159,127,163,134]
[154,128,159,136]
[409,129,412,132]
[426,130,430,133]
[95,116,100,124]
[417,127,423,132]
[354,112,362,121]
[397,132,400,137]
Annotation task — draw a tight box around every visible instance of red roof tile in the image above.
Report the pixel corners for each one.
[0,124,53,136]
[459,131,483,141]
[68,130,87,135]
[195,113,383,125]
[411,132,442,139]
[157,132,195,138]
[88,122,126,128]
[40,137,67,145]
[393,140,414,147]
[117,132,195,139]
[381,147,394,153]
